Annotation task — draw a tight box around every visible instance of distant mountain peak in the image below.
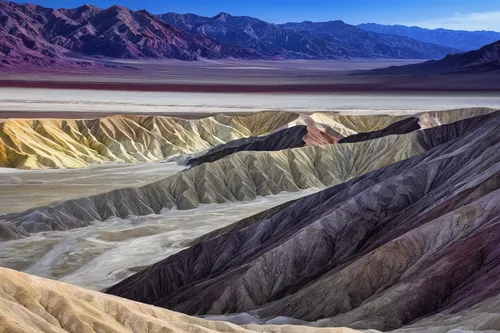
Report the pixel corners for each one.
[78,4,99,10]
[213,12,231,21]
[107,4,128,12]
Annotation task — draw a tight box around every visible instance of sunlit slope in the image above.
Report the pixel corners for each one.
[0,267,359,333]
[1,131,423,239]
[0,108,494,170]
[105,111,500,332]
[0,112,299,169]
[1,266,499,333]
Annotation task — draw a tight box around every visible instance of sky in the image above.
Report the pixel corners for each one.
[13,0,500,31]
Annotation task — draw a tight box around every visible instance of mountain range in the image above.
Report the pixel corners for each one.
[162,13,458,60]
[367,40,500,74]
[1,1,499,68]
[0,1,258,67]
[1,1,463,67]
[358,23,500,51]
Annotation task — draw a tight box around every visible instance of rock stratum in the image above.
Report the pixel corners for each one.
[0,111,299,169]
[104,110,500,332]
[0,267,359,333]
[187,117,423,167]
[0,108,493,170]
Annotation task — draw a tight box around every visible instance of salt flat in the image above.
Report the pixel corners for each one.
[1,88,500,115]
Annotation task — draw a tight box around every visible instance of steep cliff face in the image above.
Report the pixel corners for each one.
[105,111,500,331]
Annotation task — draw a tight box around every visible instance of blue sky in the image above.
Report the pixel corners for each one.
[13,0,500,30]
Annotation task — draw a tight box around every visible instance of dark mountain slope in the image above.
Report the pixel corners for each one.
[161,12,351,59]
[367,40,500,74]
[186,126,339,167]
[105,111,500,331]
[162,13,458,59]
[358,23,500,51]
[337,117,420,143]
[280,20,460,59]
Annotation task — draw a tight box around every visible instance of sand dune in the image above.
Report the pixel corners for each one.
[105,111,500,331]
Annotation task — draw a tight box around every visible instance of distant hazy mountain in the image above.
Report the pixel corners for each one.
[162,13,458,59]
[358,23,500,51]
[281,21,459,59]
[161,12,351,59]
[0,2,258,67]
[368,40,500,74]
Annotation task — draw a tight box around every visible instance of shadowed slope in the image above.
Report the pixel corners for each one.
[186,125,339,167]
[2,267,500,333]
[0,267,360,333]
[366,41,500,74]
[187,117,423,168]
[337,117,420,143]
[104,111,500,331]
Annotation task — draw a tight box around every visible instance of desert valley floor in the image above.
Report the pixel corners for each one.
[2,71,500,332]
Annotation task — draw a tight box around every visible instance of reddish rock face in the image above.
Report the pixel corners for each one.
[303,126,339,146]
[0,1,258,67]
[185,125,341,167]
